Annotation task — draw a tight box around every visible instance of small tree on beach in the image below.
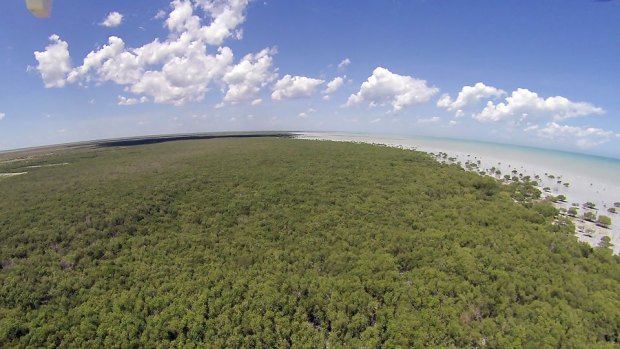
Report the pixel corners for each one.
[583,202,596,210]
[583,211,596,222]
[556,194,566,202]
[597,215,612,228]
[608,207,617,214]
[568,207,578,217]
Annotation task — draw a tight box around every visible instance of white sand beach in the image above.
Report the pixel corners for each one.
[296,132,620,254]
[0,172,27,178]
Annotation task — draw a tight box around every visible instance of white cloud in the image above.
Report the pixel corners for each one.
[118,95,149,105]
[67,36,128,83]
[33,35,72,88]
[417,116,440,124]
[0,112,5,121]
[370,118,382,124]
[346,67,439,112]
[338,58,351,69]
[271,75,325,100]
[154,10,167,19]
[130,46,233,105]
[475,88,604,122]
[298,108,316,118]
[194,0,250,46]
[100,12,124,28]
[33,0,262,106]
[323,76,344,95]
[251,98,262,105]
[165,0,196,32]
[221,47,277,105]
[525,122,614,149]
[437,82,505,115]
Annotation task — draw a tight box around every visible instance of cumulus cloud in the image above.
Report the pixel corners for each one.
[101,12,124,27]
[221,47,277,105]
[194,0,250,45]
[67,36,128,83]
[271,75,325,100]
[0,112,5,121]
[323,76,344,95]
[338,58,351,69]
[33,0,267,106]
[133,46,233,105]
[346,67,439,112]
[475,88,604,122]
[118,95,149,105]
[525,122,614,149]
[33,35,72,88]
[437,82,505,116]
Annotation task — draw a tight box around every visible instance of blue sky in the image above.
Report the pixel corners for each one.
[1,0,619,158]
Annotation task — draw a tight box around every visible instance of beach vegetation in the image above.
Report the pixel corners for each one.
[568,207,578,217]
[597,215,612,228]
[608,207,617,214]
[615,202,620,208]
[583,202,597,210]
[583,211,597,222]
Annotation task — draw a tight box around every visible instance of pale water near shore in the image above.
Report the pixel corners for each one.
[296,132,620,254]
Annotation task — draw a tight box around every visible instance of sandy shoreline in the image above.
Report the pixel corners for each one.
[296,132,620,254]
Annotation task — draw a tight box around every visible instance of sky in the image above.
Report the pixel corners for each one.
[0,0,619,158]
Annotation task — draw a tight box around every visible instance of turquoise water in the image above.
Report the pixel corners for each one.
[324,132,620,185]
